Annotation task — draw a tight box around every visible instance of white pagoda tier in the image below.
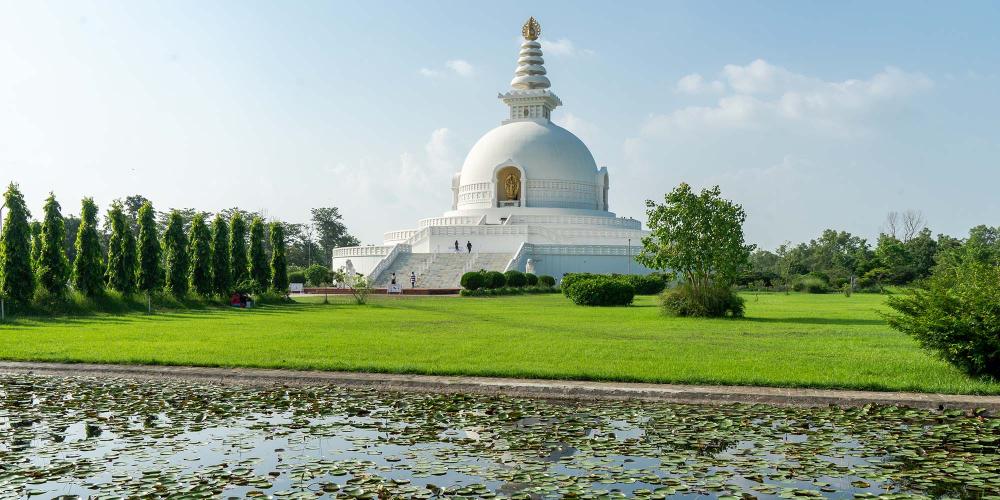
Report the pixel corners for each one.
[332,17,652,287]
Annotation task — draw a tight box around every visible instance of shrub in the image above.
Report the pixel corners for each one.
[622,274,668,295]
[793,276,829,294]
[524,273,538,286]
[288,270,307,285]
[461,271,485,290]
[660,284,745,318]
[304,264,332,286]
[565,276,635,306]
[538,275,556,287]
[504,270,526,287]
[885,261,1000,378]
[483,271,506,289]
[460,285,559,297]
[560,273,597,296]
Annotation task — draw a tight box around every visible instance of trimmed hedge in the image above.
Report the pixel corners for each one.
[560,273,598,296]
[460,271,485,290]
[660,284,745,318]
[459,285,561,297]
[504,270,527,287]
[564,275,635,306]
[621,274,668,295]
[538,275,556,287]
[524,273,539,286]
[483,271,506,289]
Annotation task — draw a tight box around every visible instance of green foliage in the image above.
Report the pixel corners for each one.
[71,198,104,298]
[288,269,307,285]
[188,214,213,296]
[29,221,42,267]
[104,202,137,295]
[886,260,1000,378]
[269,222,289,292]
[560,273,597,296]
[460,285,560,297]
[210,215,231,296]
[311,207,359,265]
[248,217,269,292]
[793,276,830,294]
[0,183,35,305]
[303,264,332,286]
[163,210,190,298]
[524,273,538,286]
[135,201,162,294]
[638,183,753,293]
[564,275,635,306]
[503,270,526,287]
[347,274,372,305]
[621,274,668,295]
[37,193,70,296]
[660,283,745,318]
[461,271,485,290]
[483,271,506,289]
[538,275,556,287]
[229,213,249,286]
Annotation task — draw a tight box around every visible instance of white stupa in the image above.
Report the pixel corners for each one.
[332,17,652,287]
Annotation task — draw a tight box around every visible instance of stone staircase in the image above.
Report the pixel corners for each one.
[374,252,511,289]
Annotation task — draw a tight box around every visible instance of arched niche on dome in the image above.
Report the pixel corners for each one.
[494,164,526,208]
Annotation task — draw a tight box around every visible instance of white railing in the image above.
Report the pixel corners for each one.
[383,229,418,243]
[368,243,410,284]
[528,244,643,256]
[417,216,483,228]
[333,245,390,258]
[504,242,531,272]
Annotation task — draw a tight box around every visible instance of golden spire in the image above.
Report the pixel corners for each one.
[521,16,541,41]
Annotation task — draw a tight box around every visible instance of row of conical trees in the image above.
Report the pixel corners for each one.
[0,183,288,306]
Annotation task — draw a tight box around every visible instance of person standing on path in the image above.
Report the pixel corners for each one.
[466,241,472,253]
[454,240,460,253]
[410,271,416,288]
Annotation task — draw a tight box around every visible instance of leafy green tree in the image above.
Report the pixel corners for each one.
[136,201,162,294]
[163,210,189,297]
[637,183,754,293]
[37,193,71,296]
[304,264,332,286]
[187,214,213,296]
[248,217,269,291]
[311,207,359,265]
[210,215,231,296]
[269,222,288,292]
[62,214,81,264]
[0,183,35,305]
[30,221,42,267]
[105,202,137,295]
[229,213,249,286]
[71,198,104,297]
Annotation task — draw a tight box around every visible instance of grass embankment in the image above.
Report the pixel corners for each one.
[1,293,997,394]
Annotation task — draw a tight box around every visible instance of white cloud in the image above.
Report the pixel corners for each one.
[420,60,476,78]
[675,73,725,95]
[539,37,595,57]
[554,112,599,148]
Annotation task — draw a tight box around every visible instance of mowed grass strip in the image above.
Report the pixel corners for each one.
[0,293,997,394]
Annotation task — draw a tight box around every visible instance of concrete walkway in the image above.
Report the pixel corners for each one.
[1,361,998,411]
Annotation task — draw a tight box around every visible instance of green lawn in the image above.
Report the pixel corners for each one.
[1,293,997,394]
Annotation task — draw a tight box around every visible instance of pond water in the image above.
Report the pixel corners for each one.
[0,374,997,499]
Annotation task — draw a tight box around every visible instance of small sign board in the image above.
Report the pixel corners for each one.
[290,283,305,294]
[388,284,403,294]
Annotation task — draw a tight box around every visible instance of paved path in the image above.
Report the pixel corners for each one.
[1,361,998,411]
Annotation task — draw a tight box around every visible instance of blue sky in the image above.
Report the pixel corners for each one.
[2,1,998,248]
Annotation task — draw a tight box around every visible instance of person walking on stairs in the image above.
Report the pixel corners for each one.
[454,240,460,253]
[410,271,416,288]
[466,240,472,253]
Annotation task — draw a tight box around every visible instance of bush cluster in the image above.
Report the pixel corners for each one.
[792,276,830,294]
[459,286,560,297]
[563,275,635,306]
[460,269,557,294]
[886,260,1000,378]
[660,284,745,318]
[561,273,667,296]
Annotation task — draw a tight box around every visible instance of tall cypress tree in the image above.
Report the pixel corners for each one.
[136,201,161,294]
[105,202,137,295]
[269,222,289,292]
[163,210,189,297]
[37,193,70,296]
[188,214,213,296]
[30,221,42,268]
[211,215,231,296]
[248,217,269,292]
[229,213,249,287]
[0,183,35,305]
[71,197,104,297]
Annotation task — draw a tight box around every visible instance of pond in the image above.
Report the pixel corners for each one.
[0,374,997,499]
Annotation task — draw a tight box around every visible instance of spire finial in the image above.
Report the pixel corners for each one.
[521,17,541,41]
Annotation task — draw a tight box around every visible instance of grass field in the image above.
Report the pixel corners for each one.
[1,293,997,394]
